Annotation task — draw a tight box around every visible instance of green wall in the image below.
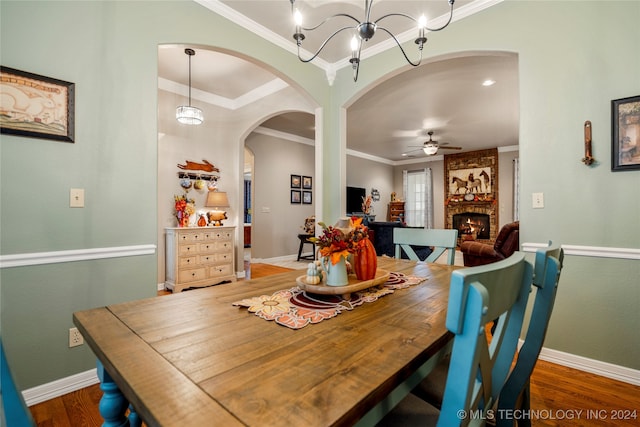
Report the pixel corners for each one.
[331,0,640,369]
[0,0,327,389]
[1,0,638,392]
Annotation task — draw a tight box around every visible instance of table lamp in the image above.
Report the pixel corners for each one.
[205,190,230,226]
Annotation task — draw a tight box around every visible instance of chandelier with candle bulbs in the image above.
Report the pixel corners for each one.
[291,0,455,82]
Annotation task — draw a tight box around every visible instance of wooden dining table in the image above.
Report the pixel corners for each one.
[73,257,458,427]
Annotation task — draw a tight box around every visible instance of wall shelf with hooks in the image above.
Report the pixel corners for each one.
[176,172,219,181]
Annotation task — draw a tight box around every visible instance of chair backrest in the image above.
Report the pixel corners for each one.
[393,228,459,265]
[496,243,564,426]
[1,339,36,427]
[437,252,533,427]
[494,221,519,258]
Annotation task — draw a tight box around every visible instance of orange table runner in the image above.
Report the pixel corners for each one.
[233,272,427,329]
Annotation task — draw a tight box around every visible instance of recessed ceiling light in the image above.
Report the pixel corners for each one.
[482,79,496,86]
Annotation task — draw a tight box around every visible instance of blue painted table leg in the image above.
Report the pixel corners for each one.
[97,361,130,427]
[128,404,142,427]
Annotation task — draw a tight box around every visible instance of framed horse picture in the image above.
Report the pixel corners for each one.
[444,148,498,199]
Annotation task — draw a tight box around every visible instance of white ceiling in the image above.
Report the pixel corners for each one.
[159,0,518,162]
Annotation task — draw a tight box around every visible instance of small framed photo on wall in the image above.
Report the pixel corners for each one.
[612,95,640,171]
[291,174,301,188]
[302,176,312,189]
[303,191,312,204]
[291,190,301,204]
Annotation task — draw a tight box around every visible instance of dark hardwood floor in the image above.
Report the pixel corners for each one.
[29,263,640,426]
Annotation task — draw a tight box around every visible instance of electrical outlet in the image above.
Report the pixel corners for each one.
[69,327,84,347]
[532,192,544,209]
[70,188,85,208]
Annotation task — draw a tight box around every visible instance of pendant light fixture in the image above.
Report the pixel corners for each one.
[291,0,455,82]
[176,48,203,125]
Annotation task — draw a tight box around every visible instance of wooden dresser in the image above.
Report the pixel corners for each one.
[387,201,405,222]
[165,226,236,293]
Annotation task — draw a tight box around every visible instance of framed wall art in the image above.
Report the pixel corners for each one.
[290,174,301,188]
[302,176,312,189]
[291,190,301,204]
[612,95,640,172]
[0,66,75,142]
[302,191,312,204]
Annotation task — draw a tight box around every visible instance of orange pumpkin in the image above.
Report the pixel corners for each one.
[353,237,377,280]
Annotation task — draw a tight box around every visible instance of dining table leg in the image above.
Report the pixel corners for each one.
[97,361,141,427]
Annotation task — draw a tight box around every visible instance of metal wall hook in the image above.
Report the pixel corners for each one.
[582,120,595,166]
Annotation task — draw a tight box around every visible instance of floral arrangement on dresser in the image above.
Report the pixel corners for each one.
[174,194,195,227]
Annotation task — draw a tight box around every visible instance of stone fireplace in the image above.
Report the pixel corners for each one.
[444,149,499,245]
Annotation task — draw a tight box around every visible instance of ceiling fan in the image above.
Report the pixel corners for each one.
[402,131,462,157]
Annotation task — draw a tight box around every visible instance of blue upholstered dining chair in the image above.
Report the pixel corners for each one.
[376,252,533,427]
[495,243,564,427]
[393,228,459,265]
[1,338,36,427]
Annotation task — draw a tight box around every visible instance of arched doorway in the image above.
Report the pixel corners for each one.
[157,45,319,283]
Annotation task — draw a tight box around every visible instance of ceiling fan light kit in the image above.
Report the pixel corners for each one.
[404,131,463,157]
[423,143,439,155]
[290,0,455,82]
[176,48,203,125]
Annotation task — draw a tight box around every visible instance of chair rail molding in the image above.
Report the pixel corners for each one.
[0,244,157,269]
[521,243,640,260]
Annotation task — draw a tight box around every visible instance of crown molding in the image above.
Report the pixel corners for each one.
[253,126,314,146]
[159,77,288,110]
[195,0,331,71]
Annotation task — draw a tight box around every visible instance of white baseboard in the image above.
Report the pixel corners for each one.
[537,346,640,386]
[252,253,299,264]
[24,345,639,407]
[23,368,99,407]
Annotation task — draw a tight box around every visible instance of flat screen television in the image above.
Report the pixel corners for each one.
[346,186,366,215]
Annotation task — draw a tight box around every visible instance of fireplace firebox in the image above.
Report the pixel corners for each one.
[453,213,490,240]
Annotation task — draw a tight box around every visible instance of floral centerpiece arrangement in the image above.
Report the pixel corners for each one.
[311,217,368,265]
[311,217,377,283]
[174,194,195,227]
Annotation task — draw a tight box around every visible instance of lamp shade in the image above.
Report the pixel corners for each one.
[176,106,203,125]
[205,191,230,208]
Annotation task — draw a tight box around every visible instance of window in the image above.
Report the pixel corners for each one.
[403,169,433,228]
